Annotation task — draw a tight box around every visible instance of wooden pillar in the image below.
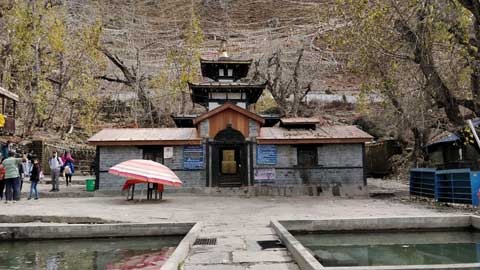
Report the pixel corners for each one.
[2,96,4,115]
[13,101,16,118]
[205,140,210,187]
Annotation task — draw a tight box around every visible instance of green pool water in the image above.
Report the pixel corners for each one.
[294,230,480,267]
[0,236,182,270]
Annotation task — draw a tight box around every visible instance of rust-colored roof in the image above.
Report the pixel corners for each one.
[193,102,265,125]
[280,117,320,125]
[88,128,201,146]
[257,126,373,144]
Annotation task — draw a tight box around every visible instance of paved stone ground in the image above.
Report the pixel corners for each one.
[1,193,453,269]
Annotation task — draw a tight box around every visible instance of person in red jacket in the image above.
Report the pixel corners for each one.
[0,160,5,201]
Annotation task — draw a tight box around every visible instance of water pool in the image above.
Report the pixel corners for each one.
[0,236,182,270]
[294,230,480,267]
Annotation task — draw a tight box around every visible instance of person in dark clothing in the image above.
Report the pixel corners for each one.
[28,159,41,200]
[18,161,24,192]
[1,141,9,160]
[27,150,34,162]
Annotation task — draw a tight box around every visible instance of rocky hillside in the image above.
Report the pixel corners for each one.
[65,0,358,96]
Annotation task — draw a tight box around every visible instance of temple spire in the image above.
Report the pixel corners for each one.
[218,39,229,59]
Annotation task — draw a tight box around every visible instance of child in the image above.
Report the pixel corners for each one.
[64,164,72,186]
[29,159,41,200]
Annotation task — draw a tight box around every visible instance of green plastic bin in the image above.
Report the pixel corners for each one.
[86,179,96,192]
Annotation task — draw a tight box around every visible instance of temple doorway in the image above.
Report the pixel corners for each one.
[211,126,247,187]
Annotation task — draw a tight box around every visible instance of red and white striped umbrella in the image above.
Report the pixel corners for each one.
[108,159,182,187]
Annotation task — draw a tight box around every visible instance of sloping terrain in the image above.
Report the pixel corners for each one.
[65,0,356,96]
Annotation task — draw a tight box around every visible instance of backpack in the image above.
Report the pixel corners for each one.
[64,165,71,175]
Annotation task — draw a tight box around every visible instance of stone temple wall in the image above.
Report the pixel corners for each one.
[97,143,367,197]
[253,143,366,197]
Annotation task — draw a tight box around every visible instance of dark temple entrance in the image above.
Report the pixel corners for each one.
[211,126,247,187]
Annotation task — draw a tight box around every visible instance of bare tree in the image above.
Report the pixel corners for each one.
[251,48,311,116]
[97,46,160,127]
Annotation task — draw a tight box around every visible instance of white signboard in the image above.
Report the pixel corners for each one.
[254,168,276,181]
[164,147,173,159]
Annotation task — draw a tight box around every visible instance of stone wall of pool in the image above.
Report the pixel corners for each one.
[271,215,480,270]
[0,221,202,270]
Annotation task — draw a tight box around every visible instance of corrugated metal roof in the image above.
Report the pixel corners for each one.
[0,87,19,102]
[88,128,200,143]
[280,117,320,125]
[426,118,480,147]
[258,126,373,140]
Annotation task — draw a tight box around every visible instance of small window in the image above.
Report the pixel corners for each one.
[227,69,233,77]
[143,147,164,163]
[219,69,224,77]
[297,146,317,167]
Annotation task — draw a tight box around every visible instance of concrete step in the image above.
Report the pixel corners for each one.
[43,179,89,186]
[41,175,94,186]
[18,183,95,198]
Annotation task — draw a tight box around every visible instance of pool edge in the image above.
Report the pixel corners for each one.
[161,222,202,270]
[272,215,480,270]
[271,220,325,270]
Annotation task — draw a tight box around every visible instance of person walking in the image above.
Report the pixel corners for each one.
[49,151,63,192]
[61,151,74,186]
[28,159,41,200]
[20,156,31,191]
[18,159,24,192]
[2,152,25,203]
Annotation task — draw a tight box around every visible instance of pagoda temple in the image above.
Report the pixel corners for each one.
[89,41,373,196]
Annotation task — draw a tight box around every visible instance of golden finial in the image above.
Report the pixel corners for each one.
[219,39,229,58]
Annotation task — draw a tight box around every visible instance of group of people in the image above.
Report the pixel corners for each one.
[0,152,41,203]
[49,150,75,192]
[0,148,75,203]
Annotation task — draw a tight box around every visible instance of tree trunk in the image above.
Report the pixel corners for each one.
[395,3,464,126]
[27,0,41,135]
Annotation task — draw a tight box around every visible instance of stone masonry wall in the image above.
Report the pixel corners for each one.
[253,143,366,197]
[98,145,206,191]
[163,145,206,189]
[98,146,142,190]
[317,144,363,167]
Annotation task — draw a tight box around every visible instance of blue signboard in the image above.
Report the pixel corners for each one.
[184,146,204,170]
[256,145,277,165]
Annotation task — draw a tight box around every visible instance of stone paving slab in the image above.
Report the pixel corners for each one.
[248,263,300,270]
[183,265,247,270]
[185,251,231,264]
[232,250,293,263]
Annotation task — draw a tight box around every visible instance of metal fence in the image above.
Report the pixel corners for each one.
[410,168,480,206]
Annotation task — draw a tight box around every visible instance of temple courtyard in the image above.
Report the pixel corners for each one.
[1,184,465,270]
